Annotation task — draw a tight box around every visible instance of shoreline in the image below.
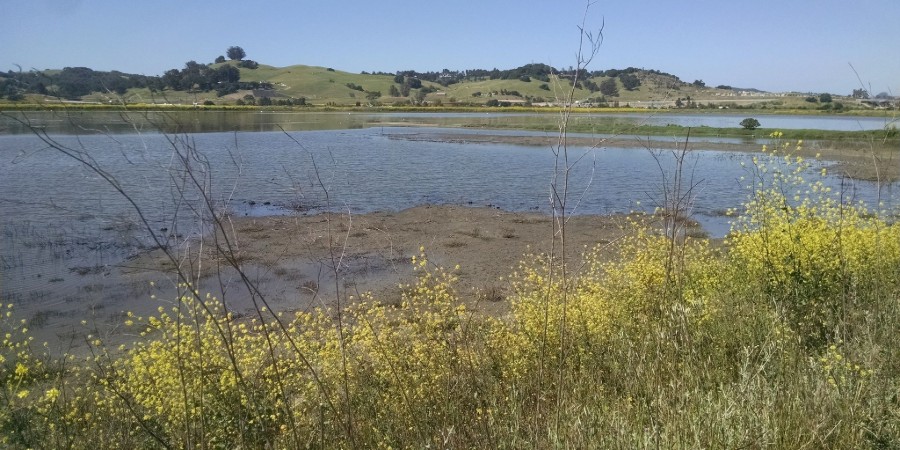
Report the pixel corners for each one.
[385,131,899,182]
[17,205,694,354]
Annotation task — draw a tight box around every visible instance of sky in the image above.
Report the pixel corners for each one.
[2,0,898,95]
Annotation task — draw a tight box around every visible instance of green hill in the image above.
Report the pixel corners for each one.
[5,60,849,110]
[63,63,731,107]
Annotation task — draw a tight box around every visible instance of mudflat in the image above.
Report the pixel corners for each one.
[28,205,693,353]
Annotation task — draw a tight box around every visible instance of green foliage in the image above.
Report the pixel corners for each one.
[238,59,259,69]
[819,93,833,103]
[226,46,246,61]
[740,117,761,129]
[599,77,618,96]
[728,133,900,347]
[620,73,641,90]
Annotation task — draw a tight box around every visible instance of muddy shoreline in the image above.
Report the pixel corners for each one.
[19,205,695,354]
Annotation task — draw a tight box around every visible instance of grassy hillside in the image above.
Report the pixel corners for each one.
[11,62,885,111]
[232,63,401,104]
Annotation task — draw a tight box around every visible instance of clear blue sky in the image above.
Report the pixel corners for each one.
[3,0,898,95]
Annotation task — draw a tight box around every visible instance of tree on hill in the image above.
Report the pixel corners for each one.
[599,78,618,97]
[620,73,641,90]
[239,60,259,69]
[214,55,226,64]
[226,46,246,61]
[819,93,832,103]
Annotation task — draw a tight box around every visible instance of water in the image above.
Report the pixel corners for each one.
[2,110,896,134]
[571,112,898,131]
[1,112,897,332]
[2,124,893,240]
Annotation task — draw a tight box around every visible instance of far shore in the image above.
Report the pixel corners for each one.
[386,131,899,182]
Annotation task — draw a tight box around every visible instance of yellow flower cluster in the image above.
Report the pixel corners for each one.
[728,136,900,346]
[817,342,873,392]
[508,224,724,375]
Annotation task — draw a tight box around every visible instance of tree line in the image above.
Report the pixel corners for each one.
[0,46,270,100]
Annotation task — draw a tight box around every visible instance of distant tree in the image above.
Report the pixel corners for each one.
[258,96,272,106]
[692,79,706,87]
[805,96,818,103]
[819,93,833,103]
[393,74,404,84]
[716,85,733,90]
[485,99,500,107]
[400,83,411,97]
[214,55,226,64]
[851,88,869,99]
[388,85,400,97]
[162,68,183,90]
[620,73,641,90]
[4,84,24,101]
[675,98,684,108]
[226,46,246,61]
[54,67,100,98]
[365,90,382,101]
[875,91,891,99]
[539,83,550,91]
[406,78,422,89]
[740,118,761,130]
[214,65,240,83]
[239,59,259,69]
[599,78,618,97]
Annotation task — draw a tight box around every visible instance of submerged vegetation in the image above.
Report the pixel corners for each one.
[2,135,899,448]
